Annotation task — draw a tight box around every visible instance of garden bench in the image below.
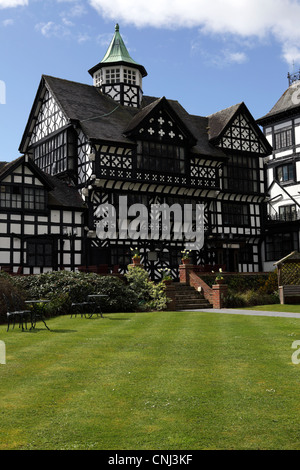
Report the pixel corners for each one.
[279,285,300,304]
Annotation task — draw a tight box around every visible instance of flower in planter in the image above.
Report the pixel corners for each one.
[130,247,140,259]
[215,268,224,281]
[181,249,191,260]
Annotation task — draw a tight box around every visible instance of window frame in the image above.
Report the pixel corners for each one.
[0,184,47,212]
[137,141,186,174]
[222,202,250,227]
[26,237,55,268]
[276,163,295,183]
[274,128,293,150]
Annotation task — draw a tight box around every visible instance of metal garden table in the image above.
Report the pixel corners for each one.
[25,300,50,330]
[86,295,108,318]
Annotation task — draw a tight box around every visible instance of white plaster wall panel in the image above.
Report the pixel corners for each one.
[23,225,35,235]
[51,210,60,223]
[10,224,21,234]
[0,238,10,249]
[295,125,300,145]
[275,149,293,159]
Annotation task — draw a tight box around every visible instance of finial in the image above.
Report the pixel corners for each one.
[115,23,119,32]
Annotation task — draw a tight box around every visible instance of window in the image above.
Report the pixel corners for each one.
[276,163,295,183]
[223,203,250,227]
[223,154,259,193]
[0,186,46,211]
[279,204,297,221]
[33,130,68,176]
[94,71,103,87]
[137,141,185,174]
[265,232,298,261]
[27,238,54,267]
[24,188,46,210]
[124,69,136,85]
[0,186,21,208]
[275,128,293,149]
[105,68,120,84]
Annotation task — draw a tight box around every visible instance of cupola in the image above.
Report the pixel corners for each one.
[88,24,147,108]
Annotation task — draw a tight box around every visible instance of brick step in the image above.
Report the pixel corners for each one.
[167,283,213,310]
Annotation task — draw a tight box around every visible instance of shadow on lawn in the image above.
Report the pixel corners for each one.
[22,328,77,334]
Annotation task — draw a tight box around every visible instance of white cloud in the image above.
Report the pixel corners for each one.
[35,21,71,39]
[88,0,300,64]
[2,18,14,26]
[0,0,28,7]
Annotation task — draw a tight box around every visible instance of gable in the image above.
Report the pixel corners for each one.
[209,103,272,155]
[29,87,68,146]
[19,77,69,153]
[218,111,270,154]
[125,97,196,146]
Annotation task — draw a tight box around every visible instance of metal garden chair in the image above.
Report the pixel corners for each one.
[3,293,31,332]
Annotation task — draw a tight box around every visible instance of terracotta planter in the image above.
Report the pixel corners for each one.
[132,256,141,265]
[181,258,191,265]
[215,279,225,284]
[163,279,172,286]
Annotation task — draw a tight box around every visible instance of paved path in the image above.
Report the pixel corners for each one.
[182,308,300,319]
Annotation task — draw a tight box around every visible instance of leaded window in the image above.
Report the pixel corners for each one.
[137,141,185,174]
[0,185,21,209]
[279,204,297,221]
[33,130,68,176]
[27,238,54,267]
[223,154,259,193]
[24,188,46,210]
[0,186,47,211]
[274,128,293,150]
[223,202,250,227]
[265,232,298,261]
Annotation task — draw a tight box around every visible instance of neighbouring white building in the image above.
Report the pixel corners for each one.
[257,71,300,271]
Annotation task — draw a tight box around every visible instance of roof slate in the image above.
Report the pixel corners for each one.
[257,84,300,124]
[22,74,267,161]
[0,155,85,210]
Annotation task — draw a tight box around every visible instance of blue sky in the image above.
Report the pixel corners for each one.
[0,0,299,162]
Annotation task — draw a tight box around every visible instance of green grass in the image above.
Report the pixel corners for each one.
[1,310,300,450]
[242,304,300,313]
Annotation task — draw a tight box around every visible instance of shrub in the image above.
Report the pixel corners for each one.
[258,270,278,294]
[224,287,280,308]
[125,266,169,311]
[0,274,27,324]
[14,271,139,316]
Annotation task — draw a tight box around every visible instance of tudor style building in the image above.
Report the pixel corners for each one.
[257,71,300,271]
[0,155,85,274]
[7,24,272,279]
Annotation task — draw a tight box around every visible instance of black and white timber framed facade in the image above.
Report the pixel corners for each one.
[0,24,272,279]
[257,72,300,271]
[0,155,85,274]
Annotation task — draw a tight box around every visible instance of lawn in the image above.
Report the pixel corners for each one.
[244,304,300,313]
[1,309,300,450]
